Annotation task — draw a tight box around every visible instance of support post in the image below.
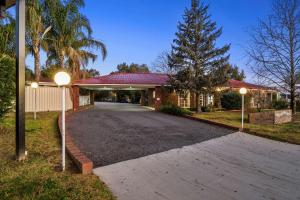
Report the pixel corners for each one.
[62,86,66,171]
[140,90,145,106]
[154,86,162,111]
[16,0,26,161]
[147,88,154,107]
[72,85,79,111]
[90,90,94,105]
[270,92,273,102]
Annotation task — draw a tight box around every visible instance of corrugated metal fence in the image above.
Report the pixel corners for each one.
[25,86,73,112]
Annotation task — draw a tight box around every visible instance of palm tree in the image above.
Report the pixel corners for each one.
[26,0,52,81]
[66,35,107,80]
[44,0,106,79]
[0,13,15,57]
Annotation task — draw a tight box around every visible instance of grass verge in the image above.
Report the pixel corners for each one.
[193,111,300,145]
[0,112,115,200]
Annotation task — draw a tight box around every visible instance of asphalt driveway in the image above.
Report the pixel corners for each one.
[67,102,233,167]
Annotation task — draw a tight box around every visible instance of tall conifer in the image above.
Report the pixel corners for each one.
[169,0,230,112]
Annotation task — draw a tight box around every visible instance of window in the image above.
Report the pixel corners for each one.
[199,94,203,106]
[179,97,188,107]
[179,93,190,108]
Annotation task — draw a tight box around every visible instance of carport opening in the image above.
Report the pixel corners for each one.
[72,73,166,110]
[78,87,155,107]
[95,90,143,104]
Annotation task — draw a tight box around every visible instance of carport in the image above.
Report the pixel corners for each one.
[71,73,169,110]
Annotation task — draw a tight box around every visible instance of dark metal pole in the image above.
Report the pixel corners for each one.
[16,0,26,160]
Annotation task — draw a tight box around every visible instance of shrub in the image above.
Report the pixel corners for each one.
[201,106,211,112]
[188,107,197,112]
[0,55,15,118]
[221,92,241,110]
[160,104,192,116]
[272,100,288,110]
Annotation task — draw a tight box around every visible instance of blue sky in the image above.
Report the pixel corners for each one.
[26,0,273,81]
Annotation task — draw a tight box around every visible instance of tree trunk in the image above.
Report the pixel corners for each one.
[290,84,296,114]
[195,92,202,113]
[58,52,64,68]
[288,11,296,114]
[34,50,40,81]
[215,92,222,109]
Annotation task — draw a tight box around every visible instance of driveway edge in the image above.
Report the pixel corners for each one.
[180,115,240,131]
[58,105,94,174]
[183,114,299,145]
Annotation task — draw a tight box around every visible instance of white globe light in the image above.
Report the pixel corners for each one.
[54,72,71,86]
[239,87,247,95]
[31,82,39,89]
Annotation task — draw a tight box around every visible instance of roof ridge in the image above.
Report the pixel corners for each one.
[228,79,274,90]
[109,72,168,75]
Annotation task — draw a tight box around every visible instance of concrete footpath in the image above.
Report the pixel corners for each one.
[94,132,300,200]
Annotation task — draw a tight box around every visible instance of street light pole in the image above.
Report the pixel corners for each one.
[239,87,247,130]
[241,94,244,129]
[54,72,71,171]
[61,86,66,171]
[34,88,37,119]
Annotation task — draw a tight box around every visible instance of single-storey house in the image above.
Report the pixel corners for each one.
[72,72,280,110]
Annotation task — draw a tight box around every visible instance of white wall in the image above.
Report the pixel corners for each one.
[25,86,73,112]
[79,95,90,106]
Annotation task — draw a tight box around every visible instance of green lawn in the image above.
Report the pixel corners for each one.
[0,112,115,200]
[193,111,300,145]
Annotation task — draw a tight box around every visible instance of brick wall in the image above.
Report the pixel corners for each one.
[147,88,154,107]
[140,90,146,106]
[154,86,162,110]
[71,86,79,111]
[58,107,94,174]
[89,90,95,105]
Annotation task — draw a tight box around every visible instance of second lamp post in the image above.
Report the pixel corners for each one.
[30,82,38,120]
[239,87,247,130]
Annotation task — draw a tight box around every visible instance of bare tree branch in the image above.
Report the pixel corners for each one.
[246,0,300,113]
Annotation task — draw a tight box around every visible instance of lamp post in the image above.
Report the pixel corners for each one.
[30,82,38,120]
[54,71,71,171]
[239,87,247,130]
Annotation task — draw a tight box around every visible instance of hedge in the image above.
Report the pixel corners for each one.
[0,55,15,118]
[220,92,241,110]
[160,104,192,116]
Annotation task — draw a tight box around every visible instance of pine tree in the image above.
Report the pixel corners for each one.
[168,0,230,112]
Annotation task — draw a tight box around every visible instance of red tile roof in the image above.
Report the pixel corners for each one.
[73,73,169,85]
[227,79,274,90]
[73,73,275,91]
